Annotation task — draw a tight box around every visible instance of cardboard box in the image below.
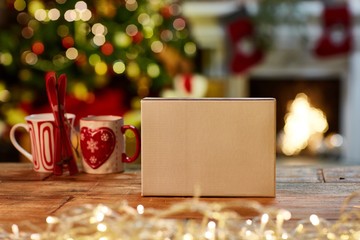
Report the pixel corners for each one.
[141,98,276,197]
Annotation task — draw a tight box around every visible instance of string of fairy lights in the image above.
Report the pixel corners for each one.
[1,193,360,239]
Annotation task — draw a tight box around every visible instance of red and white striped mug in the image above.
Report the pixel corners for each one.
[10,113,76,172]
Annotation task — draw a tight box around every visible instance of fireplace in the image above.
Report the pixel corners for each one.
[249,75,342,158]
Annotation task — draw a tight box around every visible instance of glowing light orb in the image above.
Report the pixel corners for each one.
[93,35,106,46]
[14,0,26,11]
[173,18,186,31]
[89,54,101,66]
[281,93,328,156]
[34,9,47,21]
[66,48,79,60]
[151,41,163,53]
[32,41,45,55]
[184,42,196,55]
[101,42,114,56]
[147,63,160,78]
[95,62,108,75]
[114,32,132,48]
[113,61,126,74]
[48,8,60,21]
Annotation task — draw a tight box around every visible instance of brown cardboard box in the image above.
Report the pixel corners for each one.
[141,98,276,197]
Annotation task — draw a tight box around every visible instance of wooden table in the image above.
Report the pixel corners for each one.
[1,163,360,231]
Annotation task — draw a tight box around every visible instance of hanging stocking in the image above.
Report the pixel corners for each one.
[314,4,352,57]
[227,17,263,74]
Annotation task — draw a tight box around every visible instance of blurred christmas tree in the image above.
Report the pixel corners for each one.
[0,0,196,126]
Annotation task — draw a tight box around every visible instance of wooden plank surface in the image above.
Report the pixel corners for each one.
[276,166,324,183]
[0,163,360,232]
[323,166,360,183]
[0,163,52,181]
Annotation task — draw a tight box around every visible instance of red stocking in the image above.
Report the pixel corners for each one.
[314,4,352,57]
[227,17,263,73]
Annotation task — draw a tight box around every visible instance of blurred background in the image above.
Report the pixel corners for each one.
[1,0,360,165]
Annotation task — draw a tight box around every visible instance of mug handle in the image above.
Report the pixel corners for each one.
[9,123,33,162]
[121,125,141,163]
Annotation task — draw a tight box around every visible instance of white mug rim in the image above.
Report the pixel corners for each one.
[25,113,75,122]
[80,115,123,122]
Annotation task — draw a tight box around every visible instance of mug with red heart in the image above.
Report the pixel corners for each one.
[79,115,140,174]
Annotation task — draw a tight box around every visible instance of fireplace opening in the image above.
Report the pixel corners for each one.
[249,75,342,158]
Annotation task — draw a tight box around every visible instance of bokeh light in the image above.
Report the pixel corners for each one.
[80,9,92,21]
[151,13,163,26]
[73,82,89,101]
[173,18,186,31]
[34,9,47,21]
[24,51,38,65]
[66,47,79,60]
[126,0,138,11]
[62,36,74,49]
[126,24,138,37]
[75,1,87,11]
[113,61,126,74]
[0,82,10,105]
[151,41,163,53]
[14,0,26,11]
[95,61,108,75]
[160,30,173,42]
[5,108,27,126]
[64,10,77,22]
[89,54,101,66]
[93,35,106,46]
[147,63,160,78]
[114,32,132,48]
[138,13,151,25]
[0,89,10,102]
[170,3,181,16]
[101,42,114,56]
[184,42,197,56]
[0,52,13,66]
[32,41,45,55]
[17,12,30,25]
[28,1,45,16]
[22,27,34,39]
[48,8,61,21]
[143,27,154,39]
[126,61,140,78]
[92,23,106,35]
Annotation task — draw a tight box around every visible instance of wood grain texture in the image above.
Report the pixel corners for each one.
[323,166,360,183]
[0,163,360,230]
[276,166,324,183]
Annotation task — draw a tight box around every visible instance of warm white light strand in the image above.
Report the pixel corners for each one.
[1,193,360,239]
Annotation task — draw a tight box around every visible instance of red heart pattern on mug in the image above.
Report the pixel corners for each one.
[80,127,116,169]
